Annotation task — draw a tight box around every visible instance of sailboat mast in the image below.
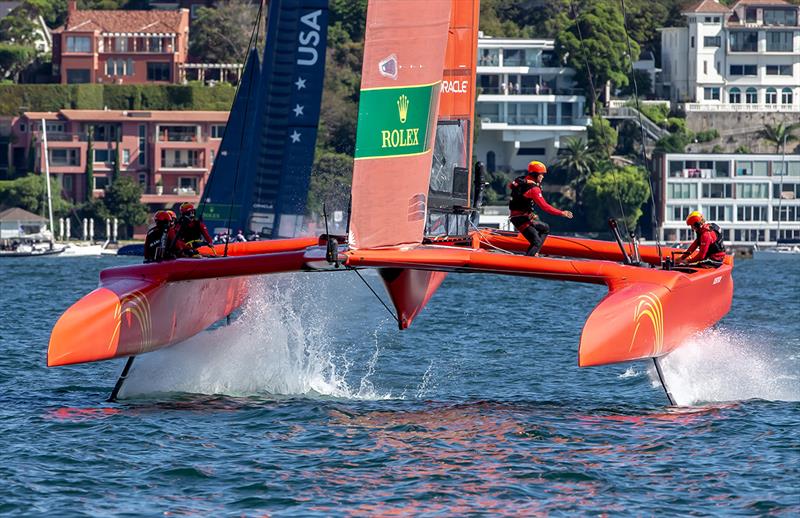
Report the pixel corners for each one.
[41,118,55,243]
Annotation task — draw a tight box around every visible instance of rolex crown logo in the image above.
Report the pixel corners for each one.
[397,94,409,124]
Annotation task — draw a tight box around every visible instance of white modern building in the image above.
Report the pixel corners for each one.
[655,152,800,245]
[474,37,589,172]
[660,0,800,112]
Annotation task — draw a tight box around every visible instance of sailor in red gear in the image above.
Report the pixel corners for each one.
[508,161,573,256]
[678,211,726,267]
[143,210,177,263]
[174,202,216,257]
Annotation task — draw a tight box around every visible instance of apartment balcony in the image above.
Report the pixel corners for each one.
[478,86,583,96]
[140,186,200,204]
[478,114,591,129]
[684,103,800,112]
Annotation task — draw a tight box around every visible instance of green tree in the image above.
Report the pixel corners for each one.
[0,43,35,80]
[655,131,691,154]
[85,127,93,202]
[555,136,596,206]
[0,173,71,216]
[308,151,352,216]
[582,165,650,232]
[555,0,639,113]
[757,121,800,153]
[588,115,618,157]
[103,175,147,238]
[189,0,257,63]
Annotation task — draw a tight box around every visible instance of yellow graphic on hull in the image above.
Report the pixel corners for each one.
[630,292,664,356]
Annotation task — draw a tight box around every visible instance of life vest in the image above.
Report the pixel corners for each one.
[705,222,726,256]
[509,176,539,213]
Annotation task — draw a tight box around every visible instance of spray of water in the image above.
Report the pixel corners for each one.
[120,274,393,400]
[650,327,799,406]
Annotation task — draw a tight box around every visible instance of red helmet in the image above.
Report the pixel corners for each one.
[154,210,171,223]
[166,210,177,222]
[527,161,547,175]
[686,211,704,227]
[180,202,195,215]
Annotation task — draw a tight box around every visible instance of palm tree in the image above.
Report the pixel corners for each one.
[757,122,800,154]
[555,137,596,205]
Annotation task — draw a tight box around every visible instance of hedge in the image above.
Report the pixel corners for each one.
[0,84,236,115]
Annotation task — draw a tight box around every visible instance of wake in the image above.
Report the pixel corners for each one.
[120,274,392,400]
[650,327,799,406]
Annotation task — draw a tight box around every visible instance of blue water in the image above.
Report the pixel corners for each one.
[1,254,798,515]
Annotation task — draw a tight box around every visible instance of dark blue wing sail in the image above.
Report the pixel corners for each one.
[244,0,329,238]
[201,0,329,238]
[200,48,260,234]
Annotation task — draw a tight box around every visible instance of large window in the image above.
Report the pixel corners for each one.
[737,205,768,221]
[745,87,757,104]
[146,62,171,81]
[773,182,800,199]
[766,31,794,52]
[736,183,769,198]
[668,183,698,199]
[704,36,721,47]
[66,36,91,53]
[729,31,758,52]
[478,48,499,67]
[159,125,198,142]
[66,69,90,84]
[178,177,198,194]
[763,8,798,26]
[782,88,794,105]
[705,205,732,221]
[704,87,720,100]
[49,149,79,166]
[94,149,112,163]
[148,37,163,53]
[106,58,134,76]
[93,176,109,190]
[766,64,793,75]
[138,125,146,165]
[773,205,800,222]
[702,183,733,198]
[729,87,741,104]
[729,64,757,75]
[766,88,778,104]
[210,125,225,139]
[668,205,694,222]
[114,37,128,52]
[92,124,118,142]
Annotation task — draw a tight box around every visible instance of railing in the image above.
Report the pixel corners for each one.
[603,106,670,140]
[141,187,199,196]
[479,114,589,126]
[161,160,203,168]
[158,135,205,143]
[608,99,671,110]
[684,103,800,113]
[479,87,584,96]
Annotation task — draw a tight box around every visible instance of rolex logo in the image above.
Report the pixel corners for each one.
[397,94,409,124]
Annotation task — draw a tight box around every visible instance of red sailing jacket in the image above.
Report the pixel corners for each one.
[685,224,726,262]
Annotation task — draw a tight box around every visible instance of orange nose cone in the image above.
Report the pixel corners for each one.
[48,288,123,367]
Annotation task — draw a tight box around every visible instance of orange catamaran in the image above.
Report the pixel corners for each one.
[48,0,733,403]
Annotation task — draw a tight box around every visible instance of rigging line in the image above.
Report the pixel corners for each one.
[568,0,629,241]
[468,219,515,255]
[222,0,265,258]
[350,268,400,325]
[199,0,264,220]
[619,0,664,262]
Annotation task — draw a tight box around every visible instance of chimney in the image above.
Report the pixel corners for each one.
[68,0,77,14]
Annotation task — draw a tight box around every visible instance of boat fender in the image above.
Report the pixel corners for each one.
[326,236,339,267]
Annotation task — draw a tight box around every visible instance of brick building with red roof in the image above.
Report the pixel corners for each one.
[52,0,189,85]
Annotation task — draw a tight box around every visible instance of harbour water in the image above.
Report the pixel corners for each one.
[0,254,798,515]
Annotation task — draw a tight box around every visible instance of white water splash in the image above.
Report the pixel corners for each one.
[618,367,642,379]
[120,275,393,400]
[651,328,800,406]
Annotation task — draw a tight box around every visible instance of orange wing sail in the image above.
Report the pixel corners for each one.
[348,0,452,249]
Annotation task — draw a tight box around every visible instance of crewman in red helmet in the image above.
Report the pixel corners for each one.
[174,202,216,257]
[508,161,573,256]
[143,210,177,263]
[677,210,726,267]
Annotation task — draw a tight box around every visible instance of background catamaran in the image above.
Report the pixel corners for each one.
[47,0,733,404]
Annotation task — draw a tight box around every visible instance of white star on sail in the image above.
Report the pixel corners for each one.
[290,130,301,143]
[293,104,304,117]
[295,77,306,90]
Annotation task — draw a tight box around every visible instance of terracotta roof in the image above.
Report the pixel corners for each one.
[0,207,47,222]
[62,9,186,34]
[732,0,792,6]
[57,109,229,122]
[21,112,61,120]
[683,0,733,13]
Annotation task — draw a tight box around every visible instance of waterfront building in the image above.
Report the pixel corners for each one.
[474,36,589,172]
[660,0,800,113]
[52,0,190,84]
[9,109,226,212]
[654,152,800,245]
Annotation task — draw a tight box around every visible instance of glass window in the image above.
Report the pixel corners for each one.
[735,183,769,198]
[668,205,694,221]
[766,65,793,76]
[49,149,79,166]
[138,125,146,165]
[668,183,698,199]
[66,69,90,84]
[146,62,171,81]
[766,88,777,104]
[122,149,130,164]
[138,173,147,186]
[66,36,91,53]
[94,149,111,163]
[178,177,198,193]
[728,88,741,104]
[478,48,499,67]
[763,8,798,26]
[737,205,768,221]
[766,31,794,52]
[736,161,752,176]
[704,36,721,47]
[753,161,768,176]
[729,31,758,52]
[477,102,500,122]
[745,88,757,104]
[781,88,793,105]
[669,160,683,177]
[704,87,720,100]
[702,183,732,198]
[773,182,799,198]
[789,162,800,176]
[714,161,730,177]
[93,176,109,190]
[114,38,128,52]
[773,205,799,222]
[148,37,163,53]
[729,64,757,76]
[705,205,732,221]
[503,49,522,66]
[210,125,225,138]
